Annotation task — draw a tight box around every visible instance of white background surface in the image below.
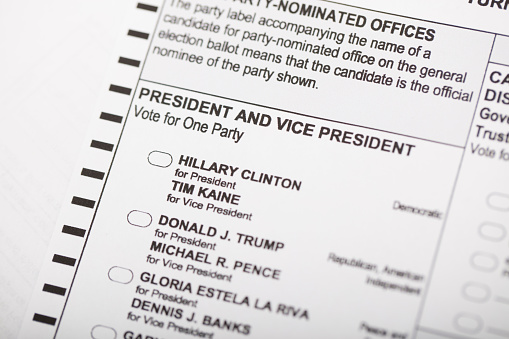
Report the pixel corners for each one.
[0,1,130,337]
[1,0,508,337]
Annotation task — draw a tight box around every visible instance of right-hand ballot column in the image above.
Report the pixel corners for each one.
[416,34,509,339]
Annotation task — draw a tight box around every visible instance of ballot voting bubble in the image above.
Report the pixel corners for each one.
[127,210,152,228]
[91,325,117,339]
[454,313,484,334]
[462,282,491,303]
[147,150,172,168]
[487,192,509,211]
[478,222,507,242]
[470,252,499,272]
[108,267,133,284]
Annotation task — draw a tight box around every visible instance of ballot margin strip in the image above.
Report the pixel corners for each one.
[50,1,166,337]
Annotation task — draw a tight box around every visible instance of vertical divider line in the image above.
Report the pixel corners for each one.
[411,34,497,338]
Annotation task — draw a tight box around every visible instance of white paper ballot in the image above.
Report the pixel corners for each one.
[17,0,509,338]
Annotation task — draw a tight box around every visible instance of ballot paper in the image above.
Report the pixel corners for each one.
[18,0,509,338]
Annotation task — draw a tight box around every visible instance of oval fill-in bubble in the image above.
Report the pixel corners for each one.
[108,266,133,284]
[479,222,506,242]
[462,282,491,303]
[454,313,483,334]
[487,193,509,211]
[148,151,172,168]
[127,210,152,228]
[470,252,499,272]
[91,325,117,339]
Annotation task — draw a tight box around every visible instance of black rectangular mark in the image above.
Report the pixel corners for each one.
[62,225,86,237]
[71,196,96,209]
[127,29,149,40]
[90,140,114,152]
[109,84,132,95]
[100,112,123,123]
[137,3,158,12]
[33,313,57,326]
[52,254,76,267]
[42,284,66,296]
[81,168,105,180]
[118,57,141,67]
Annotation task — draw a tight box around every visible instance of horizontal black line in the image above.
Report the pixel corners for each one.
[33,313,56,326]
[62,225,86,237]
[139,79,464,149]
[90,140,114,151]
[100,112,123,123]
[127,29,149,40]
[42,284,66,296]
[52,254,76,267]
[109,84,132,95]
[118,56,141,67]
[137,3,158,12]
[71,196,96,209]
[489,61,509,67]
[81,168,105,180]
